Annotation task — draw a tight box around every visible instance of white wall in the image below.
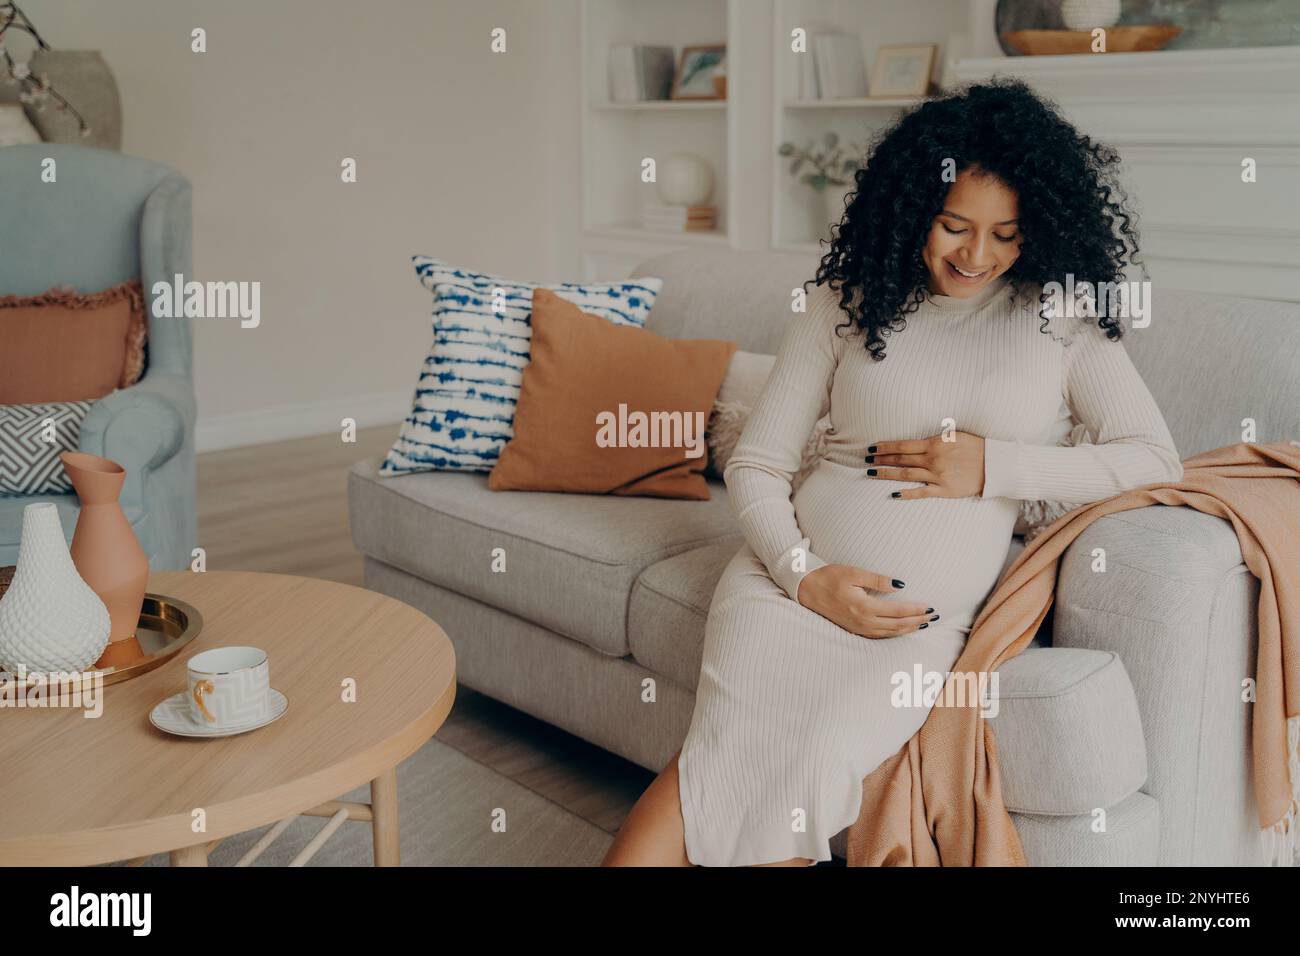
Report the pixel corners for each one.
[20,1,1298,451]
[22,0,573,450]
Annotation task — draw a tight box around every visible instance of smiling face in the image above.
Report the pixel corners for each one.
[922,167,1022,298]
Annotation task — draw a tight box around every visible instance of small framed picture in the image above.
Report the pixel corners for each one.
[671,44,726,100]
[869,44,937,98]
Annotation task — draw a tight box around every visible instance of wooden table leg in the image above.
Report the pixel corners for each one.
[170,843,209,867]
[371,767,400,867]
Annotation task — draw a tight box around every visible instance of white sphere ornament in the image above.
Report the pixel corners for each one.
[1060,0,1122,31]
[0,502,111,674]
[656,152,714,207]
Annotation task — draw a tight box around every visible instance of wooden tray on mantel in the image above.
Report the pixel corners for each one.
[1002,26,1182,56]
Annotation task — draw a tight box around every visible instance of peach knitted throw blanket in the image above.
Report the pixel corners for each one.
[845,440,1300,866]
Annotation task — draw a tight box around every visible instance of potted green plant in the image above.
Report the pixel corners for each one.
[778,132,864,240]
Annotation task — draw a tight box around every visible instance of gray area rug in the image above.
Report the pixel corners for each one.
[124,736,613,866]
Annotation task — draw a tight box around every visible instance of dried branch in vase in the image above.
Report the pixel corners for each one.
[0,1,90,137]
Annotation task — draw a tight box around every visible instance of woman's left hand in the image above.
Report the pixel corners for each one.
[865,431,986,499]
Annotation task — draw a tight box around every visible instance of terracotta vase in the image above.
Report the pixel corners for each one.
[60,452,148,645]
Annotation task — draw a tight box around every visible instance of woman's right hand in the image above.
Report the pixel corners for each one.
[796,564,937,639]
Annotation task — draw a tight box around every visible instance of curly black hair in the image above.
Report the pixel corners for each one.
[811,77,1142,360]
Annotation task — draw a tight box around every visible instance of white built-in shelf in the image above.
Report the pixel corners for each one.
[587,223,730,246]
[575,0,1300,294]
[784,96,923,109]
[771,0,967,251]
[579,0,732,277]
[591,99,727,111]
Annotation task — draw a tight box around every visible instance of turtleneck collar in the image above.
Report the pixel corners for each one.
[921,274,1011,313]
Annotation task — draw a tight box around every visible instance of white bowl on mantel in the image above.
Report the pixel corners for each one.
[1060,0,1122,31]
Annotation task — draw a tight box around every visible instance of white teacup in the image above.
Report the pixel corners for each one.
[186,646,270,729]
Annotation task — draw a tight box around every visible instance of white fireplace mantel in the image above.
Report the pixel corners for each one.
[949,45,1300,300]
[948,46,1300,146]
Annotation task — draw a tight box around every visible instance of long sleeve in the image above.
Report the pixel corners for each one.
[982,313,1184,504]
[723,286,843,601]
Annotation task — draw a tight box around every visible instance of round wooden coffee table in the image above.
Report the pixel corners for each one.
[0,571,456,867]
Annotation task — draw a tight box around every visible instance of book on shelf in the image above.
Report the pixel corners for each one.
[641,203,718,232]
[800,44,820,99]
[812,33,868,100]
[608,44,675,103]
[643,221,720,233]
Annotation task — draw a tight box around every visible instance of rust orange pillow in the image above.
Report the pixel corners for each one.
[0,279,147,404]
[488,288,737,500]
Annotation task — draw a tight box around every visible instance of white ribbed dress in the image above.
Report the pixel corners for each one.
[677,275,1184,867]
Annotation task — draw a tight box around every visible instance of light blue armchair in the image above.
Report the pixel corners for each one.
[0,144,196,570]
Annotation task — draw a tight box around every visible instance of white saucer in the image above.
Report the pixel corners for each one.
[149,689,289,738]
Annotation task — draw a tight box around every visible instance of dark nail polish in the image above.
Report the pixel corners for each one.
[925,607,934,613]
[930,615,940,621]
[892,579,905,588]
[919,623,929,629]
[890,491,901,498]
[865,454,875,463]
[867,445,877,453]
[866,468,877,476]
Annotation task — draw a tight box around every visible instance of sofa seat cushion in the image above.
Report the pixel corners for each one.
[630,544,1142,815]
[629,536,1038,690]
[348,458,741,656]
[628,538,742,689]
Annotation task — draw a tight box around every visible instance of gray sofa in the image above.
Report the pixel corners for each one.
[349,249,1300,866]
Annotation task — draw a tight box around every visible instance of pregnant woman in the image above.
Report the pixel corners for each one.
[602,79,1184,867]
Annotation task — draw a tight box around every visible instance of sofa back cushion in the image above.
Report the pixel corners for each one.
[630,249,817,355]
[1116,288,1300,459]
[631,250,1300,461]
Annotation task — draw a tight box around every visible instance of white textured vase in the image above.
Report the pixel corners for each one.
[1060,0,1122,31]
[0,503,111,674]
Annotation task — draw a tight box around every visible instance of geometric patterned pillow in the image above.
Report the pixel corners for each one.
[0,400,95,496]
[379,257,663,476]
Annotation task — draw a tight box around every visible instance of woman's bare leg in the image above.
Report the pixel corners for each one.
[601,751,812,867]
[602,751,691,866]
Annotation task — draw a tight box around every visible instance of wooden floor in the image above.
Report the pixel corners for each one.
[197,425,652,838]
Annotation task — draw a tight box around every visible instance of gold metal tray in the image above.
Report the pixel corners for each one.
[92,593,204,685]
[0,590,203,687]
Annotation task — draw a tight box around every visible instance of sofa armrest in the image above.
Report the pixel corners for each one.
[1052,504,1259,864]
[1055,506,1248,628]
[78,372,197,510]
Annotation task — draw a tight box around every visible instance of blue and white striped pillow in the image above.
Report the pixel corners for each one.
[380,257,663,476]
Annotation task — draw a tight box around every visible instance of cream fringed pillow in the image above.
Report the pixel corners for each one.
[705,350,830,489]
[706,400,831,491]
[1015,419,1097,543]
[0,280,146,403]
